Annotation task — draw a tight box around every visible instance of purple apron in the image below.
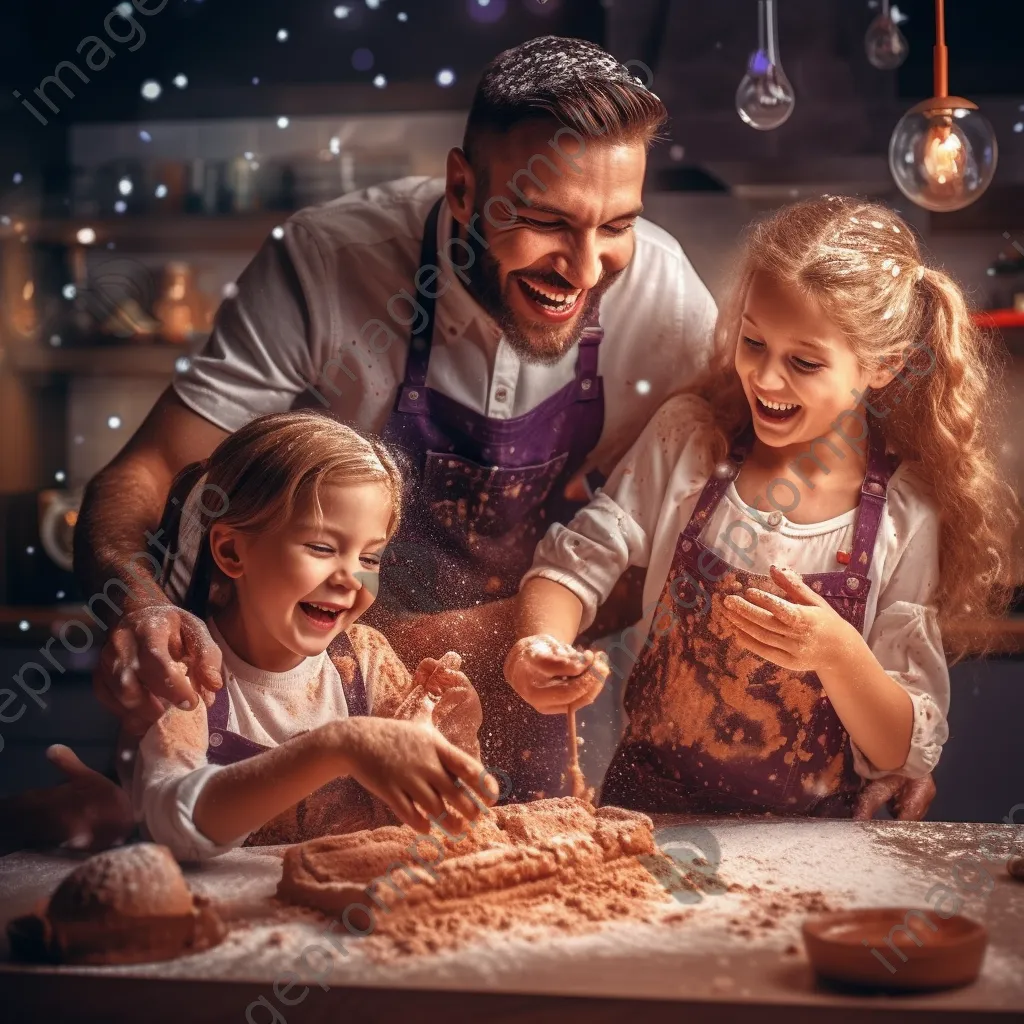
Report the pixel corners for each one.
[205,630,369,766]
[379,197,606,800]
[600,427,897,817]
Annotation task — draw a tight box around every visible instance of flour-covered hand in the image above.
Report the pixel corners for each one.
[410,651,468,697]
[94,605,223,735]
[503,635,608,714]
[402,652,483,759]
[334,718,495,834]
[720,565,858,673]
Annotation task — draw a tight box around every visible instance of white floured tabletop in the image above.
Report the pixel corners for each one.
[0,817,1021,1023]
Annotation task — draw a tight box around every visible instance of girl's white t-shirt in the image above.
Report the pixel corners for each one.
[524,393,949,781]
[132,620,408,861]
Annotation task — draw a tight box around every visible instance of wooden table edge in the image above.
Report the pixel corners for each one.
[0,969,1021,1024]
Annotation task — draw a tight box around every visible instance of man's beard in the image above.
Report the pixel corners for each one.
[465,225,623,366]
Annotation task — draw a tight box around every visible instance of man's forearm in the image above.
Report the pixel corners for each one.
[73,457,173,627]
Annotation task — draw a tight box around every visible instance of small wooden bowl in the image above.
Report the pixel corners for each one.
[802,908,987,992]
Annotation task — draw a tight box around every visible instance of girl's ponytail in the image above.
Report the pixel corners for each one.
[894,266,1021,656]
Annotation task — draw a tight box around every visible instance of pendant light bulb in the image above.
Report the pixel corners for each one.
[865,0,909,70]
[888,0,997,212]
[736,0,795,131]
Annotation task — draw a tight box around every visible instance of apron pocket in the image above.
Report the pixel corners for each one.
[422,450,569,540]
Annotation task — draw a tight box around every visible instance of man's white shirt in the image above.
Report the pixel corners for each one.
[174,176,718,478]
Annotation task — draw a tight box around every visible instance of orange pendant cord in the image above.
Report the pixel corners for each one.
[933,0,948,98]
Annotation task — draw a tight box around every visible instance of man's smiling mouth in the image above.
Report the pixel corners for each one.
[516,277,583,318]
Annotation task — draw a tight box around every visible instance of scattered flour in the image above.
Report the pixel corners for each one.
[2,819,1021,1010]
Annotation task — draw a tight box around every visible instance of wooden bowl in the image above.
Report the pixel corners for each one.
[802,908,987,992]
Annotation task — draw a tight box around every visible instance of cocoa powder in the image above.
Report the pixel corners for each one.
[277,798,679,960]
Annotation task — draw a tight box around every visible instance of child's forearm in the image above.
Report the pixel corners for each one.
[516,577,585,643]
[193,720,356,845]
[817,623,915,773]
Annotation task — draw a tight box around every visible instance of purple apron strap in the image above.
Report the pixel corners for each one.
[574,333,602,402]
[681,424,754,540]
[206,684,270,766]
[847,430,899,576]
[403,198,443,389]
[327,631,370,718]
[207,682,230,732]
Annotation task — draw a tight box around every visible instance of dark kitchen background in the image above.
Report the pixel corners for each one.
[0,0,1022,821]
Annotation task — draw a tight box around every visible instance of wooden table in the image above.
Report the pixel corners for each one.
[1,818,1022,1023]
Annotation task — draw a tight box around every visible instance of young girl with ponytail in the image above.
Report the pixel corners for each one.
[504,195,1020,816]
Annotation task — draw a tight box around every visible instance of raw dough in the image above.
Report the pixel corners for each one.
[7,843,224,965]
[278,797,655,916]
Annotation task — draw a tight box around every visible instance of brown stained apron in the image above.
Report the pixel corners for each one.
[601,427,898,817]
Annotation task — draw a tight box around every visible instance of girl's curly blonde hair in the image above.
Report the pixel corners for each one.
[692,195,1020,659]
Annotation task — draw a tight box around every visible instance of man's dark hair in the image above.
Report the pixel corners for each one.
[463,35,667,166]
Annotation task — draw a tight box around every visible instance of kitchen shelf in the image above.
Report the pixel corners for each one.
[2,341,203,378]
[2,214,286,253]
[0,605,90,647]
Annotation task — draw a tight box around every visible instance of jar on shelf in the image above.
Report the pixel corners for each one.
[154,262,213,344]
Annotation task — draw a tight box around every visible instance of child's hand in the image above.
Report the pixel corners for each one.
[392,652,473,724]
[334,718,496,834]
[720,565,858,672]
[410,651,468,697]
[503,635,609,714]
[396,653,483,758]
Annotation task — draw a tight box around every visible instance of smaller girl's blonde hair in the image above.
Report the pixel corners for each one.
[174,412,404,615]
[201,411,403,539]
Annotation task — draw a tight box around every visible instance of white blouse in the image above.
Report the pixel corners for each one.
[524,393,949,780]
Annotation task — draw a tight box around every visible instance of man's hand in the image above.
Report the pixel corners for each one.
[0,745,136,855]
[854,773,937,821]
[94,605,223,736]
[503,635,608,714]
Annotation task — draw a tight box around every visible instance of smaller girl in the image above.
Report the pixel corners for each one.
[505,196,1020,816]
[133,412,494,860]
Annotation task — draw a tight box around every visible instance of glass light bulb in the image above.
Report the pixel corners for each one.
[865,2,908,71]
[889,105,998,212]
[736,0,795,131]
